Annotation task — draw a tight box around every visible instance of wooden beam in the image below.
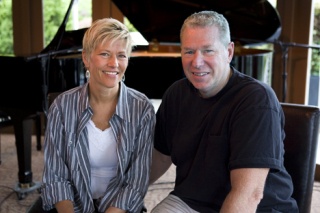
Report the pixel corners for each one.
[274,0,313,104]
[92,0,123,22]
[12,0,43,56]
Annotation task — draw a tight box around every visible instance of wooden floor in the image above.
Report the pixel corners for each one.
[0,134,319,213]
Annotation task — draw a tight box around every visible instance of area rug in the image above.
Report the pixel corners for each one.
[0,133,175,213]
[0,133,319,213]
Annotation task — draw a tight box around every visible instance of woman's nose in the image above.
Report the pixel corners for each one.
[107,56,119,67]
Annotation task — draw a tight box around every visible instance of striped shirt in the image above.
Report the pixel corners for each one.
[41,82,156,213]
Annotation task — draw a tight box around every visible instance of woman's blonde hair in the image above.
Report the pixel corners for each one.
[82,18,133,59]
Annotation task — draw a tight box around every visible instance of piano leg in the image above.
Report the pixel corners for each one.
[12,117,41,200]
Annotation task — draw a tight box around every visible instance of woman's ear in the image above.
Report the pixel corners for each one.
[82,51,89,68]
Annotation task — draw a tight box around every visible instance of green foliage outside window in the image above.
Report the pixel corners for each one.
[0,0,13,56]
[43,0,71,47]
[0,0,90,56]
[312,8,320,76]
[124,17,137,32]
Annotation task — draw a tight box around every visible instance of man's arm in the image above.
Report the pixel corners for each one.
[220,168,269,213]
[55,200,75,213]
[149,148,172,184]
[104,206,126,213]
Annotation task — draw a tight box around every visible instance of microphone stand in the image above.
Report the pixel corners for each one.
[25,0,79,117]
[26,47,82,116]
[233,38,320,102]
[11,0,79,200]
[273,40,320,102]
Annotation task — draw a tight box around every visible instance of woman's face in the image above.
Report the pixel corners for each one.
[83,39,129,90]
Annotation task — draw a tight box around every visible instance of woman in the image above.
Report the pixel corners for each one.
[40,18,156,213]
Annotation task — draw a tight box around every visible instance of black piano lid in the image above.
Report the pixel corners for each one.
[112,0,281,45]
[40,0,85,55]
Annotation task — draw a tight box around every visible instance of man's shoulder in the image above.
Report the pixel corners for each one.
[167,77,189,91]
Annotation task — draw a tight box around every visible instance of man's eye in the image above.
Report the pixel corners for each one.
[185,51,193,55]
[203,50,216,55]
[118,54,127,58]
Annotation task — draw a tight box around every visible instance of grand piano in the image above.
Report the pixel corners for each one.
[0,0,281,199]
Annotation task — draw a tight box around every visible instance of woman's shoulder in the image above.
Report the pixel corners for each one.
[49,84,89,111]
[121,83,154,109]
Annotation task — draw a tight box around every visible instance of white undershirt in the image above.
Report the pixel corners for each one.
[87,120,118,199]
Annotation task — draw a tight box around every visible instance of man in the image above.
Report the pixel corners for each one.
[150,10,298,213]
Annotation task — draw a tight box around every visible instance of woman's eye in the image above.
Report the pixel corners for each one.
[100,53,109,57]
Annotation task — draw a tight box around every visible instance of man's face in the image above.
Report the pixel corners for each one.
[180,26,234,98]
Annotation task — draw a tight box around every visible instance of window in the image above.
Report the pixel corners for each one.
[312,0,320,165]
[0,0,13,56]
[43,0,92,47]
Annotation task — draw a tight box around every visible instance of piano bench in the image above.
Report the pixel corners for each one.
[0,111,42,165]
